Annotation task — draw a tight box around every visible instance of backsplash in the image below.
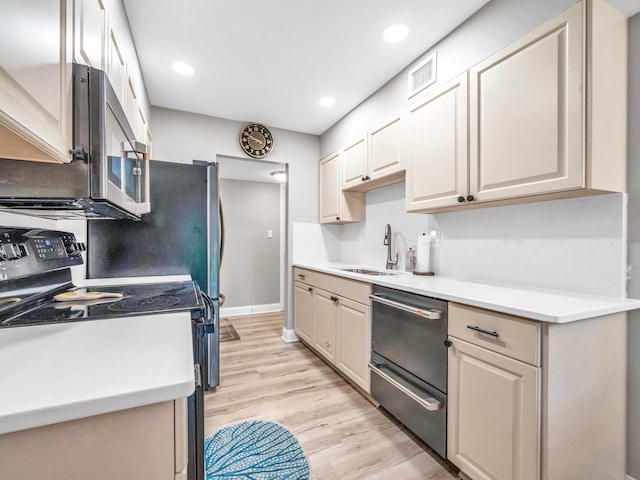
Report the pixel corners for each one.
[294,184,627,298]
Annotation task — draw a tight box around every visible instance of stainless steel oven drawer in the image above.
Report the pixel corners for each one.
[371,286,448,393]
[370,354,446,458]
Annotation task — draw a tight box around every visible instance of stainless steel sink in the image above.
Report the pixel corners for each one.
[340,268,399,276]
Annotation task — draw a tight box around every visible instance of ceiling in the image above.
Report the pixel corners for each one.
[123,0,640,137]
[122,0,490,135]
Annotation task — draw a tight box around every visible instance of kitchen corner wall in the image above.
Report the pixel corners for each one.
[314,0,639,475]
[627,12,640,480]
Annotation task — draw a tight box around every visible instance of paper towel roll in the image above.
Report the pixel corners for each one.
[416,233,431,273]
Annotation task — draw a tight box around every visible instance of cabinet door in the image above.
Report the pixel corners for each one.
[293,281,315,345]
[406,73,468,212]
[107,26,127,106]
[319,151,342,223]
[469,2,583,202]
[368,113,405,180]
[74,0,106,69]
[448,338,540,480]
[314,289,337,363]
[319,151,365,224]
[342,137,368,190]
[0,0,72,163]
[336,297,370,392]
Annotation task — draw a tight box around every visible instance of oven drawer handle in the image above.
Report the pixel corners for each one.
[466,325,499,338]
[369,294,442,320]
[368,363,442,411]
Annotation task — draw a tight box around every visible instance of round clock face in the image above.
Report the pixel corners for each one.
[239,123,274,159]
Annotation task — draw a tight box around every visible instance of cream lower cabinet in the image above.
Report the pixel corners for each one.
[448,339,539,480]
[293,279,315,345]
[0,399,189,480]
[447,302,627,480]
[293,268,371,392]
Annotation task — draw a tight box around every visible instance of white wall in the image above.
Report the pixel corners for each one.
[149,107,320,329]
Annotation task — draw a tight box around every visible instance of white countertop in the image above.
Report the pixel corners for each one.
[294,263,640,323]
[0,312,195,435]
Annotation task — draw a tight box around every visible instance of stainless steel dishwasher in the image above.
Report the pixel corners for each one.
[369,285,448,458]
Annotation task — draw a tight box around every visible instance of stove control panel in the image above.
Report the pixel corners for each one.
[0,228,85,281]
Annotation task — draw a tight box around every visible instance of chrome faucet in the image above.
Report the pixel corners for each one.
[383,224,398,270]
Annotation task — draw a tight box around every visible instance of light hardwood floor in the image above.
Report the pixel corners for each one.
[204,312,459,480]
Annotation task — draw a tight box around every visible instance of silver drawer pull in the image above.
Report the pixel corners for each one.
[369,294,441,320]
[467,325,499,338]
[369,363,441,411]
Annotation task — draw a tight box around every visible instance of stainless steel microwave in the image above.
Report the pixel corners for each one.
[0,63,150,220]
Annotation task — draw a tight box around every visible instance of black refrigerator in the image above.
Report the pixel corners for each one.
[87,159,222,390]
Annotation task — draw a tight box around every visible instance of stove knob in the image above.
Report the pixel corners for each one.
[2,244,21,260]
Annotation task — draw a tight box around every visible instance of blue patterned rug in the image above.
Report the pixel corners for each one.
[205,420,310,479]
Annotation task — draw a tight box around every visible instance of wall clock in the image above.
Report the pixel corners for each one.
[239,123,274,159]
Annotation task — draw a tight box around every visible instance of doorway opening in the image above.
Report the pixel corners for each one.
[216,155,288,318]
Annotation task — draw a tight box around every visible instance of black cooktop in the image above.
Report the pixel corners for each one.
[1,281,204,327]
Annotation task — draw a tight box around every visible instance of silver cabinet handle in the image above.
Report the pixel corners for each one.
[369,363,441,411]
[369,294,442,319]
[467,325,499,338]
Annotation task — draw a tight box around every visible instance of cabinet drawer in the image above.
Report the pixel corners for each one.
[448,303,540,366]
[293,267,314,284]
[314,272,371,305]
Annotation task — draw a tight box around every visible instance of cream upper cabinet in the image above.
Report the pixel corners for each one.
[368,113,405,182]
[319,151,365,224]
[406,73,468,212]
[467,0,626,204]
[342,137,368,190]
[0,0,72,164]
[73,0,106,69]
[343,115,406,192]
[107,26,127,106]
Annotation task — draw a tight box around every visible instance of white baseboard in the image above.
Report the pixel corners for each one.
[220,303,281,317]
[627,475,637,480]
[281,327,299,343]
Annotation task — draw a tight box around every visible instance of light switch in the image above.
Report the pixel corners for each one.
[267,230,273,239]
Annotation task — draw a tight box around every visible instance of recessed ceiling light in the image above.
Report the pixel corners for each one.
[271,171,287,182]
[172,61,195,76]
[318,97,336,107]
[382,23,410,43]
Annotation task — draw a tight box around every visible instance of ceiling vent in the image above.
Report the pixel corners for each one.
[408,52,437,98]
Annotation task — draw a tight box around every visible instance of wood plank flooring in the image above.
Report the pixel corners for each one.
[204,312,459,479]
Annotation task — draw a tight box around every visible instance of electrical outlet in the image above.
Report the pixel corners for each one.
[359,234,365,245]
[429,230,441,247]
